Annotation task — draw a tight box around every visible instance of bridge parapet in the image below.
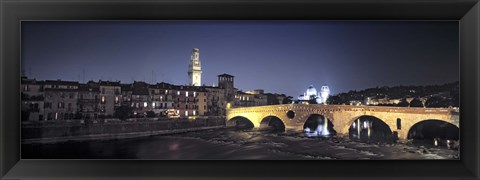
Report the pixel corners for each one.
[228,104,458,115]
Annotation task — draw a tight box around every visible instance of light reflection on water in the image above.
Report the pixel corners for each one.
[21,128,459,160]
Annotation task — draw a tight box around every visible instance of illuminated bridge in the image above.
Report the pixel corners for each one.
[226,104,459,140]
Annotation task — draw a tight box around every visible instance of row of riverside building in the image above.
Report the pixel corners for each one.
[21,74,288,121]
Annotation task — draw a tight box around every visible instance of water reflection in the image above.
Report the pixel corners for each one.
[348,116,394,143]
[303,115,335,137]
[407,120,459,149]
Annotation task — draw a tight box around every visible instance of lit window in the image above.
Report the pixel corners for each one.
[152,102,156,107]
[185,111,188,116]
[144,102,148,107]
[177,91,180,95]
[115,96,119,104]
[176,110,179,114]
[55,112,58,120]
[186,91,189,97]
[193,110,196,116]
[193,92,196,97]
[165,90,168,94]
[101,96,105,103]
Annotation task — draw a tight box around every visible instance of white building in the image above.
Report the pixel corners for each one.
[188,48,202,86]
[298,85,330,104]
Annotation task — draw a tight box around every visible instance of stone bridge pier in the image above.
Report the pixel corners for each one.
[226,104,459,140]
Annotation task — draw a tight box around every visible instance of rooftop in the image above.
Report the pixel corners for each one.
[44,80,79,86]
[218,73,234,77]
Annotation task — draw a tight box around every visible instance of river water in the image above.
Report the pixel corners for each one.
[22,128,459,160]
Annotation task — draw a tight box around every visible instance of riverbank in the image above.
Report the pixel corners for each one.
[22,125,227,144]
[21,117,226,144]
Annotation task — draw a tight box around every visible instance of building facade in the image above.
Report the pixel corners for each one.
[43,80,79,121]
[99,81,121,117]
[234,89,288,108]
[171,86,207,117]
[148,82,175,115]
[204,86,226,116]
[234,91,256,107]
[77,82,100,120]
[21,77,45,121]
[21,49,291,120]
[130,81,151,116]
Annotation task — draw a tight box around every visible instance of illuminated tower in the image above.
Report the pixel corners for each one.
[320,85,330,104]
[188,48,202,86]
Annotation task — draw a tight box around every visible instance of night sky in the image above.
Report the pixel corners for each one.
[21,21,459,97]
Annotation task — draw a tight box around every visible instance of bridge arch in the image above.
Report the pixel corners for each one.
[260,116,286,132]
[341,115,387,135]
[407,119,459,142]
[303,114,336,136]
[227,116,255,130]
[226,104,457,140]
[346,115,395,143]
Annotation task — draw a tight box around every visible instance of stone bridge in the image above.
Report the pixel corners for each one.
[226,104,459,140]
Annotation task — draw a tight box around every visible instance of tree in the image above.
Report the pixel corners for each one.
[266,94,280,105]
[308,95,318,104]
[425,96,447,108]
[327,95,347,105]
[451,95,459,108]
[282,96,293,104]
[114,106,133,120]
[409,98,424,107]
[397,98,409,107]
[146,111,156,118]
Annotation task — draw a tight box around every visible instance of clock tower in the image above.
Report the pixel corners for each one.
[188,48,202,86]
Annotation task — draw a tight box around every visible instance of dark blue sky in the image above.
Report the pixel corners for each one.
[22,21,459,97]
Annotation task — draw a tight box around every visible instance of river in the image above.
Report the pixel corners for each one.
[22,128,459,160]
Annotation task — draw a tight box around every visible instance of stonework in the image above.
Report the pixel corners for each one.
[226,104,459,140]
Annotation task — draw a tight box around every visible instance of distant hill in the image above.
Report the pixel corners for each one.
[327,81,459,108]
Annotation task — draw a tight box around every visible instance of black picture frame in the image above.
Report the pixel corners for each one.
[1,0,479,179]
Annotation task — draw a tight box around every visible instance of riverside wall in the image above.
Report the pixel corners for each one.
[22,117,226,143]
